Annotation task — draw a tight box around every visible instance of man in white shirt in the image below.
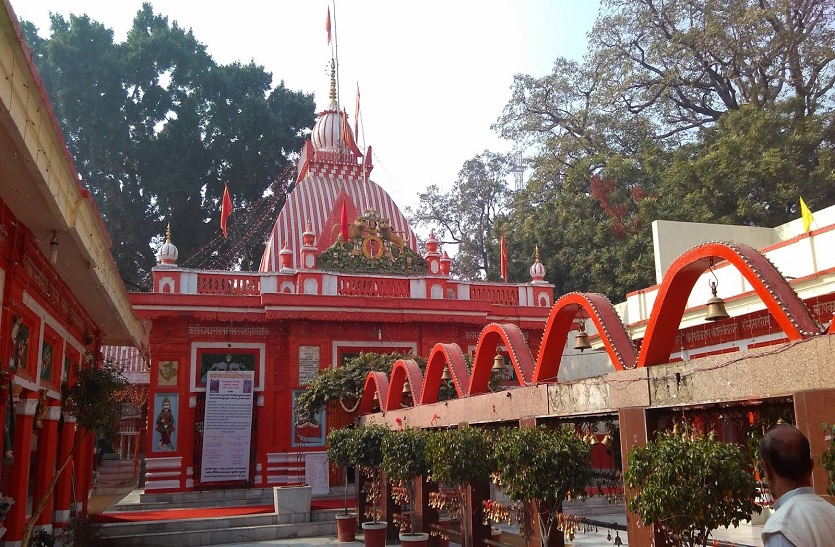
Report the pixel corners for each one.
[760,424,835,546]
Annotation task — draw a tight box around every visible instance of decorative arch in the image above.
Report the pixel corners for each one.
[358,371,389,415]
[419,343,469,405]
[384,359,424,411]
[468,324,535,395]
[532,292,637,383]
[639,242,821,367]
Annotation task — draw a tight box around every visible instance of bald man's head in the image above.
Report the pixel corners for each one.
[760,424,813,483]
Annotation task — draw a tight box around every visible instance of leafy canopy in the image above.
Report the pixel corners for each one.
[624,429,759,547]
[426,427,496,488]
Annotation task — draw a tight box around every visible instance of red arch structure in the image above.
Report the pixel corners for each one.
[356,241,824,413]
[638,242,822,367]
[358,371,390,414]
[468,324,535,395]
[383,359,424,411]
[419,343,469,405]
[532,293,637,383]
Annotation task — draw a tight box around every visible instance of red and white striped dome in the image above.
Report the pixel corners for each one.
[311,105,344,152]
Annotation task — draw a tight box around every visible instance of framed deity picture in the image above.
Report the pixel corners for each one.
[291,389,325,447]
[152,393,178,452]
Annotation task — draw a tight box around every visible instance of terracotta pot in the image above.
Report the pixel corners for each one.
[399,532,429,547]
[336,513,357,542]
[362,521,388,547]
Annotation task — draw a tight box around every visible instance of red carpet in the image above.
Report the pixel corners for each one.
[93,499,354,523]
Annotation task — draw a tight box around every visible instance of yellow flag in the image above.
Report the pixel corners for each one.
[800,197,814,232]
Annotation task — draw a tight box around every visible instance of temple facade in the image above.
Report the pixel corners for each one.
[131,84,554,493]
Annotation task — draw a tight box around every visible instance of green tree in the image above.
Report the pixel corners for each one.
[493,426,592,547]
[354,424,389,525]
[624,429,759,547]
[490,0,835,301]
[23,355,129,547]
[326,426,359,515]
[425,427,496,547]
[21,4,316,287]
[382,427,428,536]
[408,151,513,280]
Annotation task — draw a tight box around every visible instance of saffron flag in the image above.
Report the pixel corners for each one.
[800,197,814,232]
[500,232,508,282]
[354,83,360,138]
[326,7,332,45]
[341,110,363,157]
[221,184,233,238]
[340,199,349,241]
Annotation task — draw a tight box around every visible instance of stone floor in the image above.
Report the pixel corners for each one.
[93,489,765,547]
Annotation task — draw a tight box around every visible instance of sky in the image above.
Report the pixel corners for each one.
[12,0,600,214]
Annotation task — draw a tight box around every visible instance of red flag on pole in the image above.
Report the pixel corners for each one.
[354,83,360,138]
[221,183,233,238]
[500,232,508,282]
[340,199,349,241]
[326,7,332,45]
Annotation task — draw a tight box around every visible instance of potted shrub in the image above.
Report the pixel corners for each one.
[354,424,390,547]
[425,427,496,547]
[493,425,593,546]
[326,426,359,542]
[382,427,429,547]
[624,427,759,547]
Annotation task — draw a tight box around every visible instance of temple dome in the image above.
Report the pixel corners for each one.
[311,105,345,152]
[157,224,178,266]
[530,246,546,284]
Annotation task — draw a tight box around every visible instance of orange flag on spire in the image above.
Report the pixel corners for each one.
[326,7,332,45]
[500,231,508,282]
[221,183,233,238]
[341,110,363,157]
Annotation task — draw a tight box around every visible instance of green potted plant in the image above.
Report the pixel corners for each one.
[820,422,835,496]
[492,425,593,546]
[425,427,496,547]
[326,426,359,542]
[624,427,759,547]
[354,424,390,547]
[382,427,429,547]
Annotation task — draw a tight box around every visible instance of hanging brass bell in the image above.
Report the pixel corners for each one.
[492,352,508,373]
[441,366,452,381]
[574,319,592,352]
[402,381,411,395]
[705,280,730,322]
[601,433,612,447]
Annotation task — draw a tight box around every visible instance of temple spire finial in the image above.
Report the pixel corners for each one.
[166,223,172,243]
[329,59,337,107]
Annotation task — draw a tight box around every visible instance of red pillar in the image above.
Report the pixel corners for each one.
[33,401,61,529]
[4,392,38,542]
[52,412,76,528]
[72,429,94,515]
[793,388,835,500]
[619,406,667,546]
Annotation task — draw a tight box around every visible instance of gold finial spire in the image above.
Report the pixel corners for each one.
[534,246,540,261]
[165,223,172,243]
[329,59,337,106]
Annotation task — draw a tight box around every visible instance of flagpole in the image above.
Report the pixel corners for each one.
[332,0,340,110]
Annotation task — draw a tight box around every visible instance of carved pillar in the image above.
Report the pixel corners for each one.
[52,412,76,527]
[4,392,38,542]
[33,402,61,528]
